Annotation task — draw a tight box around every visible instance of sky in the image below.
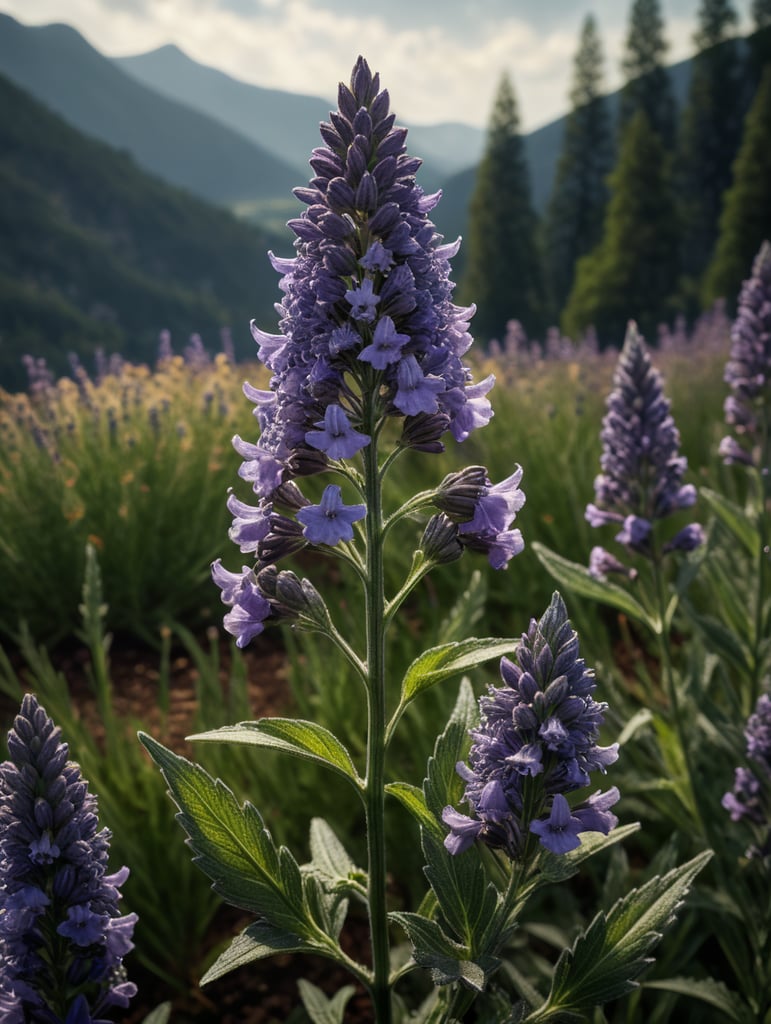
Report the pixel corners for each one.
[2,0,756,132]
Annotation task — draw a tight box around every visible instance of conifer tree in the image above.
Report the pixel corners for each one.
[703,66,771,306]
[562,111,679,346]
[544,14,612,319]
[677,0,744,294]
[619,0,677,149]
[460,73,544,341]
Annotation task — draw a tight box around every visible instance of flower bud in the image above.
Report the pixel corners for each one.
[420,514,463,565]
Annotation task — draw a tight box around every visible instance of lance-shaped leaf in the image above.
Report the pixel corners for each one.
[399,638,519,708]
[386,781,443,840]
[298,979,356,1024]
[139,733,317,937]
[390,912,491,991]
[424,678,478,822]
[532,542,655,631]
[188,719,363,791]
[700,487,760,557]
[201,920,327,985]
[523,850,712,1021]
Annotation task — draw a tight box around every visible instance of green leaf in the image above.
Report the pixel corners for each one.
[201,920,324,985]
[308,817,358,881]
[385,781,444,840]
[532,543,656,630]
[188,718,363,791]
[139,1003,172,1024]
[138,732,313,936]
[424,678,479,822]
[682,607,752,677]
[643,976,750,1022]
[297,979,356,1024]
[390,912,490,991]
[524,850,712,1020]
[400,638,519,707]
[700,487,759,557]
[421,827,502,951]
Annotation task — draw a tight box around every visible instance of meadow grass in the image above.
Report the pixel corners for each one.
[4,327,765,1021]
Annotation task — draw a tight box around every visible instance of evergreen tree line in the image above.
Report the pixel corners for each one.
[460,0,771,347]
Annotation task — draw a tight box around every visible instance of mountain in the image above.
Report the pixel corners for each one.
[0,13,302,223]
[0,71,289,390]
[114,44,487,186]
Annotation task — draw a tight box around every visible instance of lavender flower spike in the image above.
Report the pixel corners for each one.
[722,692,771,858]
[443,592,619,859]
[585,321,703,566]
[0,695,137,1023]
[719,240,771,469]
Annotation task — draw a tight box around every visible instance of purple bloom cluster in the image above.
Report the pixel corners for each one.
[211,56,520,647]
[240,54,492,503]
[719,241,771,469]
[722,693,771,858]
[443,593,619,859]
[0,695,136,1024]
[433,465,526,570]
[586,322,704,576]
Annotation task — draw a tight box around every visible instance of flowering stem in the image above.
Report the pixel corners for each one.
[362,399,392,1023]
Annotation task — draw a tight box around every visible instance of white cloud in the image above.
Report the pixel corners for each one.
[2,0,756,131]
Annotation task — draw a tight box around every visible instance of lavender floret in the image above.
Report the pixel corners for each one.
[443,593,619,859]
[0,695,137,1022]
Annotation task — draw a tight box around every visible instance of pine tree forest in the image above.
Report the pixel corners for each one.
[461,0,771,348]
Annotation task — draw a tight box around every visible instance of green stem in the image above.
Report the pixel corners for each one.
[650,551,701,829]
[362,403,392,1024]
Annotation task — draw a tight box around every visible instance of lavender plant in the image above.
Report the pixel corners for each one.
[0,694,137,1023]
[140,58,709,1023]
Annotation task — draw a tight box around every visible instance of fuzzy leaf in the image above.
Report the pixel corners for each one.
[400,638,519,707]
[298,979,356,1024]
[643,976,750,1022]
[139,733,313,935]
[700,487,759,557]
[424,678,478,822]
[532,543,656,630]
[201,920,323,985]
[390,912,490,990]
[386,781,444,839]
[139,1003,172,1024]
[188,719,362,790]
[308,817,358,881]
[524,850,712,1020]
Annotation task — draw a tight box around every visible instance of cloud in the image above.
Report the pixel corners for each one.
[2,0,755,131]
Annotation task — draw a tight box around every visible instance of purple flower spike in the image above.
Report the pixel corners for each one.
[720,241,771,469]
[586,322,703,571]
[443,593,618,860]
[0,695,137,1021]
[296,485,366,546]
[305,405,371,460]
[723,693,771,856]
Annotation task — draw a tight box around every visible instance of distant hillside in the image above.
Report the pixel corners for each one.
[114,45,487,187]
[0,72,290,390]
[0,13,301,218]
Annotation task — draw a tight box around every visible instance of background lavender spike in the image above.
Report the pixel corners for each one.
[719,240,771,470]
[585,320,703,572]
[0,694,137,1023]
